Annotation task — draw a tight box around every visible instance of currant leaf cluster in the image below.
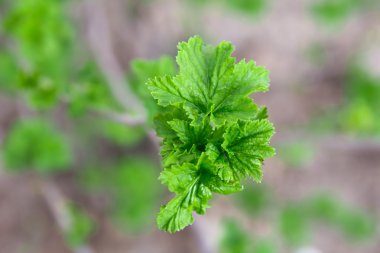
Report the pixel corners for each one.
[147,36,275,233]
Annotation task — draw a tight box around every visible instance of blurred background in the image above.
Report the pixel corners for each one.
[0,0,380,252]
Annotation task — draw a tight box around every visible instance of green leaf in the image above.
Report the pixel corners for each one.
[254,106,269,120]
[148,36,270,127]
[148,36,275,233]
[159,163,198,194]
[203,172,243,194]
[157,166,212,233]
[156,193,195,233]
[211,120,275,182]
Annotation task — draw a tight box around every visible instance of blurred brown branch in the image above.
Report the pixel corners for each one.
[39,177,95,253]
[82,0,147,125]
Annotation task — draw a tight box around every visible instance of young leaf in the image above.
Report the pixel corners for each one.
[148,36,275,233]
[220,120,275,182]
[148,36,270,127]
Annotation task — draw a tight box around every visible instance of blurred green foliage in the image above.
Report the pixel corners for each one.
[3,0,75,80]
[129,56,177,125]
[224,0,267,16]
[234,183,272,216]
[305,62,380,137]
[341,65,380,135]
[311,0,362,24]
[1,0,121,115]
[17,71,59,109]
[184,0,267,17]
[252,240,277,253]
[220,219,250,253]
[64,203,95,248]
[306,194,376,241]
[67,63,121,117]
[97,120,146,146]
[279,194,377,247]
[277,141,315,168]
[232,186,377,249]
[0,0,69,107]
[279,205,310,246]
[220,219,278,253]
[220,192,376,252]
[0,52,19,92]
[81,158,162,233]
[3,119,73,173]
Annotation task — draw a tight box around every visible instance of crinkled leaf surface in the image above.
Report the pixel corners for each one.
[148,36,275,233]
[148,36,270,127]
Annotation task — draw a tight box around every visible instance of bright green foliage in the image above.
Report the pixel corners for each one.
[148,36,275,233]
[3,119,73,173]
[64,204,95,248]
[81,158,162,233]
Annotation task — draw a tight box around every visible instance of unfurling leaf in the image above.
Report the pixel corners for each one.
[148,36,275,233]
